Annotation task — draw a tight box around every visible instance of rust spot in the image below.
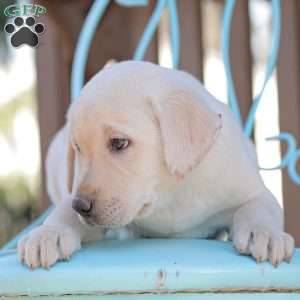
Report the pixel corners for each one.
[156,269,167,288]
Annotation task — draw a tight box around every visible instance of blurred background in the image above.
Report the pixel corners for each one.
[0,0,299,247]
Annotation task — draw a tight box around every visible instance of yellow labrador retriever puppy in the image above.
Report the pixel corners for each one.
[18,61,294,269]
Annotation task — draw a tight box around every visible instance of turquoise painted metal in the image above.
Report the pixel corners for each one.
[70,0,110,102]
[133,0,179,68]
[0,239,300,298]
[222,0,281,137]
[222,0,300,184]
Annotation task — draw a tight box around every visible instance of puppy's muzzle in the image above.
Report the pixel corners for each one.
[72,197,93,218]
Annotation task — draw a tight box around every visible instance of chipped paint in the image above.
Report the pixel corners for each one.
[156,269,167,289]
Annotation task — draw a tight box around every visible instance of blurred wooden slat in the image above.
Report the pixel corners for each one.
[177,0,203,80]
[277,0,300,246]
[36,1,158,211]
[36,14,70,212]
[230,0,252,124]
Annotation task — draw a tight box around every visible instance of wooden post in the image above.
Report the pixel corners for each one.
[277,0,300,246]
[230,0,252,124]
[36,13,70,212]
[177,0,203,80]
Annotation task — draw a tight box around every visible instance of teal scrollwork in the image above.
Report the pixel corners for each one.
[133,0,179,68]
[222,0,300,185]
[222,0,281,138]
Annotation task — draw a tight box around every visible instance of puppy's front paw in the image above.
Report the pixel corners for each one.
[18,224,81,269]
[232,226,295,267]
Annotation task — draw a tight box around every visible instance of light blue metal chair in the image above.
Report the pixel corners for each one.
[1,239,300,299]
[1,0,300,299]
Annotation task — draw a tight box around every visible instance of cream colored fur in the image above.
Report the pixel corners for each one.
[18,61,294,269]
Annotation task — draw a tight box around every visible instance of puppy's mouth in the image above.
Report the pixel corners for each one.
[78,214,96,227]
[78,214,131,229]
[136,202,152,219]
[77,202,153,228]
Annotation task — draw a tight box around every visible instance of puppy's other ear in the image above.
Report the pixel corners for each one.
[67,141,75,194]
[152,89,222,177]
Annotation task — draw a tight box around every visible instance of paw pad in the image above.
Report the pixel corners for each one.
[4,16,45,48]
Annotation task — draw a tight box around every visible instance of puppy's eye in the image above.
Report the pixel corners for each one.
[110,138,130,152]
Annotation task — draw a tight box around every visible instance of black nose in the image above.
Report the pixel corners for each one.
[72,197,93,217]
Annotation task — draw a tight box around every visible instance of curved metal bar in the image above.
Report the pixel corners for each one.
[133,0,167,60]
[168,0,180,68]
[244,0,281,137]
[222,0,290,173]
[221,0,242,124]
[288,149,300,185]
[222,0,281,138]
[115,0,148,6]
[133,0,180,69]
[70,0,110,101]
[260,133,297,170]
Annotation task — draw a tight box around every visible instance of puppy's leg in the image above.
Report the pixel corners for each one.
[231,191,295,266]
[18,198,103,269]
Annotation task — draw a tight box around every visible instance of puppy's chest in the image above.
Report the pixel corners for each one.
[135,193,226,237]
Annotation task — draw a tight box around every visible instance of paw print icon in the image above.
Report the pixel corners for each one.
[4,16,45,48]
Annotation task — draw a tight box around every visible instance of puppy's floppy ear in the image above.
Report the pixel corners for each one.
[67,140,75,194]
[152,89,222,177]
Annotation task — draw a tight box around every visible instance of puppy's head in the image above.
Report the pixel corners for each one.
[66,61,222,228]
